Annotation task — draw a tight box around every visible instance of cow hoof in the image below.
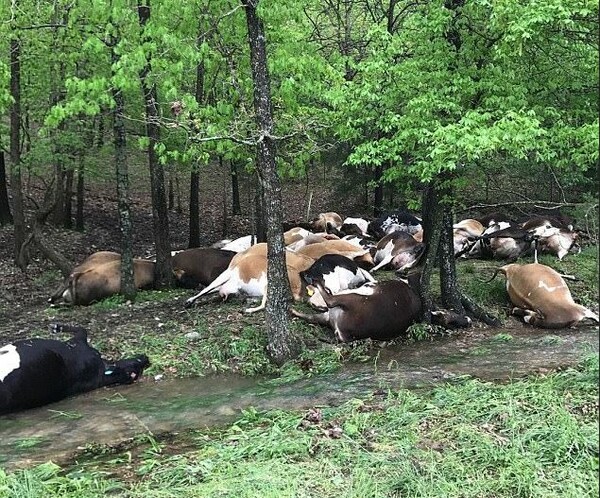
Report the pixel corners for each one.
[183,299,195,309]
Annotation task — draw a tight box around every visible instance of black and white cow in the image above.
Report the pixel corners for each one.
[0,324,149,415]
[299,254,376,309]
[368,210,422,240]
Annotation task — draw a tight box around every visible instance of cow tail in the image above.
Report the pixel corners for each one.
[483,267,505,283]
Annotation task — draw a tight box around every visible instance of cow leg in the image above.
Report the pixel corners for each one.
[511,307,544,325]
[290,307,331,326]
[244,294,267,314]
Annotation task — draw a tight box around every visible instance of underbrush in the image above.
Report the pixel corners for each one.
[2,355,597,498]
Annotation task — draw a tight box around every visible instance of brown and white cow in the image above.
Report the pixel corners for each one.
[311,212,343,232]
[286,232,340,252]
[291,279,422,342]
[184,243,315,313]
[172,248,236,288]
[54,259,156,305]
[370,231,425,273]
[453,219,484,257]
[520,217,579,260]
[492,263,598,328]
[296,239,374,267]
[538,229,580,261]
[466,221,532,260]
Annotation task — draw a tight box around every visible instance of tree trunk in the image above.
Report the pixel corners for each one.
[254,175,267,243]
[168,171,175,209]
[188,15,205,248]
[231,159,241,215]
[111,36,136,301]
[75,162,85,231]
[418,182,443,321]
[138,0,173,288]
[0,151,13,225]
[373,164,384,216]
[244,0,300,365]
[52,161,65,225]
[63,167,74,229]
[188,168,200,247]
[10,37,28,269]
[439,198,464,313]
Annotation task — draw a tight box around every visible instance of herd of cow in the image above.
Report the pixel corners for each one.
[1,209,598,415]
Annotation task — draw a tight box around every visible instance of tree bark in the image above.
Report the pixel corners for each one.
[244,0,300,365]
[63,167,74,229]
[230,159,241,215]
[373,164,384,217]
[10,37,28,269]
[110,34,136,301]
[138,0,173,288]
[418,182,443,321]
[75,162,84,231]
[188,168,200,247]
[0,151,13,225]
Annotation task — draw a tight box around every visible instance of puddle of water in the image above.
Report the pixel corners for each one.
[1,326,597,469]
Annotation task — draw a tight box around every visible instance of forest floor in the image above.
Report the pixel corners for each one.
[0,160,598,377]
[0,160,383,373]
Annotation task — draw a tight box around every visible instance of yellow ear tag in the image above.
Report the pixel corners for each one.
[307,287,314,296]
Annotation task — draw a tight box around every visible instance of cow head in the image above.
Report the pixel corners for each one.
[103,355,150,386]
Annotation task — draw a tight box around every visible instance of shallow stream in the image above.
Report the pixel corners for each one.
[1,326,597,470]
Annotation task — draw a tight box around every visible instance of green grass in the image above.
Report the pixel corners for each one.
[2,355,597,498]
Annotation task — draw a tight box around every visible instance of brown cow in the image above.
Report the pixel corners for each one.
[291,279,422,342]
[492,263,598,328]
[56,259,156,305]
[172,248,236,288]
[49,251,121,304]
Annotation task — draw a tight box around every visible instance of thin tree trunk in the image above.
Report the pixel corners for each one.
[110,34,136,301]
[63,168,74,229]
[52,161,65,225]
[10,37,27,269]
[373,164,384,217]
[0,151,13,225]
[188,168,200,247]
[168,171,174,209]
[231,159,241,215]
[244,0,300,365]
[138,0,173,288]
[188,14,205,248]
[76,161,85,231]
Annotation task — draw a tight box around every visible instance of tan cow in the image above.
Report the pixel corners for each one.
[493,263,598,328]
[57,259,156,305]
[49,251,121,304]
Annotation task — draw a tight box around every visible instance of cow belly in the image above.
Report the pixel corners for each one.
[220,269,265,298]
